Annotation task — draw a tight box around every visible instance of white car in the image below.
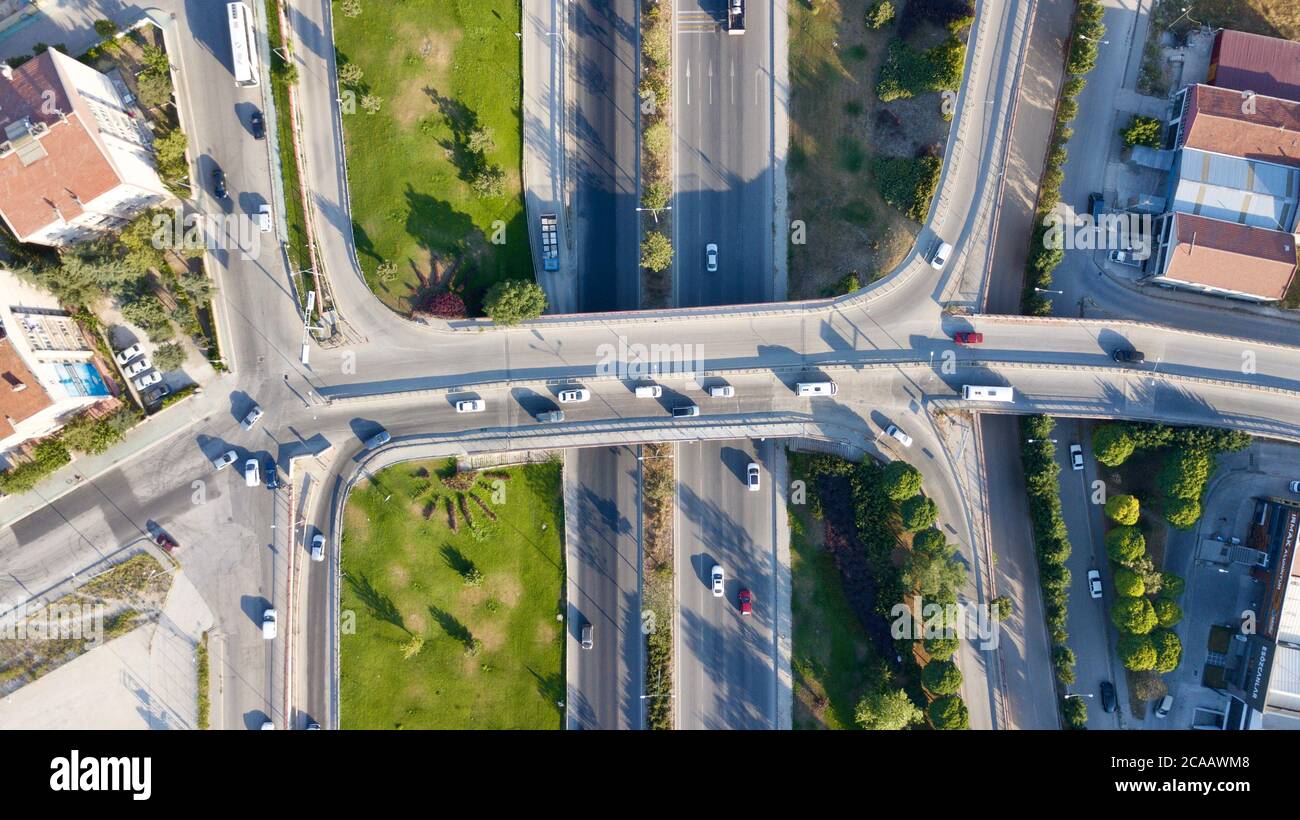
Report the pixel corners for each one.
[885,424,913,447]
[710,564,725,597]
[1069,443,1084,471]
[1087,569,1102,599]
[256,203,272,232]
[244,458,260,487]
[123,358,151,377]
[241,404,263,430]
[558,388,590,404]
[114,343,143,366]
[709,385,734,398]
[746,462,760,492]
[706,243,718,272]
[310,533,325,562]
[133,371,162,391]
[211,450,238,471]
[929,239,952,270]
[1290,480,1300,493]
[456,399,485,413]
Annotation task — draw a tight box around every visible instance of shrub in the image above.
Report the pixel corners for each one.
[424,291,467,319]
[1118,632,1157,671]
[0,438,71,494]
[1092,423,1135,466]
[921,660,963,696]
[1111,596,1157,635]
[1165,496,1202,530]
[1158,448,1212,500]
[1152,629,1182,673]
[882,460,923,501]
[483,280,546,326]
[94,19,119,39]
[1121,115,1162,148]
[1062,696,1088,728]
[152,342,186,372]
[1158,573,1185,599]
[471,165,505,198]
[1052,644,1076,684]
[1130,670,1168,701]
[1104,493,1139,525]
[927,695,969,729]
[872,155,942,222]
[855,688,922,730]
[925,636,958,661]
[640,231,673,272]
[1154,598,1183,628]
[642,22,670,66]
[1105,525,1145,565]
[1113,568,1144,597]
[865,1,895,29]
[900,495,938,532]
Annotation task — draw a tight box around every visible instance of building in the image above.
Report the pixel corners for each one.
[1208,29,1300,103]
[1148,211,1297,302]
[0,48,173,247]
[0,271,110,460]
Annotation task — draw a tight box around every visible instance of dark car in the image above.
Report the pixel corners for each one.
[1113,348,1145,364]
[211,167,228,199]
[1088,192,1105,219]
[265,462,280,490]
[249,109,265,140]
[1100,681,1117,713]
[953,331,984,345]
[154,531,179,553]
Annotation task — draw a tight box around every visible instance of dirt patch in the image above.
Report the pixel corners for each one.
[343,504,371,542]
[488,575,523,608]
[387,564,410,588]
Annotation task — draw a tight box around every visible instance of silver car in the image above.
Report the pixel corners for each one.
[241,405,264,430]
[711,564,724,597]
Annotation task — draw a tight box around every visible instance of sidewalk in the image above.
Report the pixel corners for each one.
[0,0,173,62]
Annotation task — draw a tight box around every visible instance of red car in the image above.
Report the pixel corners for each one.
[155,532,179,553]
[738,589,752,615]
[953,331,984,345]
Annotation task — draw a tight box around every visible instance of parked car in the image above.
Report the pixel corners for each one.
[580,622,594,650]
[264,462,279,490]
[1099,680,1117,713]
[124,358,151,377]
[256,203,272,233]
[738,588,752,616]
[114,343,143,366]
[241,404,263,430]
[364,430,391,449]
[211,167,228,199]
[133,372,162,391]
[706,243,718,272]
[1088,191,1105,219]
[244,459,260,487]
[558,388,590,404]
[1109,248,1144,268]
[1069,443,1084,471]
[634,384,662,398]
[953,331,983,345]
[310,533,325,562]
[455,399,486,413]
[154,531,179,553]
[249,109,265,139]
[709,385,734,398]
[929,239,952,270]
[710,564,725,597]
[1087,569,1102,599]
[747,462,760,492]
[672,405,700,418]
[1113,348,1145,364]
[1154,694,1174,718]
[211,450,238,471]
[1289,480,1300,493]
[885,424,913,448]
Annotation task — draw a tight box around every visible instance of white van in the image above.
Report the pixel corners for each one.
[634,384,663,398]
[796,380,838,397]
[262,609,278,640]
[961,385,1014,402]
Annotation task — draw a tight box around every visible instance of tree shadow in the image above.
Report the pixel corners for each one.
[345,572,406,634]
[439,545,476,578]
[429,605,474,650]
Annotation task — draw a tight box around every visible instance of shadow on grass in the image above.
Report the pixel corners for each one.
[429,605,474,650]
[345,572,406,634]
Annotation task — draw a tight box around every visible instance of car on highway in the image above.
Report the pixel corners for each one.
[211,167,228,199]
[212,450,238,471]
[580,622,594,650]
[885,424,913,447]
[310,533,325,562]
[1088,191,1104,219]
[1289,480,1300,493]
[672,404,700,418]
[1099,680,1117,713]
[709,384,734,398]
[929,239,952,270]
[1154,694,1173,718]
[634,384,662,398]
[262,608,278,640]
[114,343,143,365]
[1069,443,1084,470]
[747,462,760,491]
[249,109,265,139]
[244,458,260,487]
[706,243,718,272]
[1113,348,1145,364]
[241,404,263,430]
[456,399,486,413]
[364,430,391,449]
[558,388,590,403]
[124,358,151,377]
[738,588,752,615]
[133,372,162,391]
[265,462,279,490]
[1087,569,1102,599]
[710,564,725,597]
[953,331,983,345]
[535,409,565,423]
[256,203,272,233]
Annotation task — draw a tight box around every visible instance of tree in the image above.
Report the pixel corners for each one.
[137,70,173,109]
[467,126,496,156]
[865,1,895,29]
[1165,496,1202,530]
[483,280,546,326]
[1113,568,1144,597]
[1120,115,1163,148]
[471,165,505,198]
[991,595,1012,621]
[1158,448,1212,500]
[899,494,938,532]
[921,659,962,695]
[338,62,363,86]
[1130,670,1168,702]
[122,296,176,343]
[643,120,671,157]
[882,460,922,501]
[924,635,958,661]
[1111,596,1157,635]
[1105,525,1145,565]
[642,22,670,66]
[340,0,362,17]
[927,694,969,729]
[1052,644,1076,684]
[640,231,673,272]
[1104,493,1139,525]
[1158,573,1185,599]
[94,19,120,39]
[153,342,186,372]
[360,94,383,114]
[61,412,124,455]
[642,181,671,211]
[1152,629,1182,673]
[1092,423,1135,466]
[139,44,171,75]
[1062,696,1088,729]
[1154,598,1182,628]
[1117,632,1157,671]
[854,688,922,730]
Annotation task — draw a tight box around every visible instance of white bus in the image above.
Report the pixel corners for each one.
[961,385,1015,402]
[228,2,260,88]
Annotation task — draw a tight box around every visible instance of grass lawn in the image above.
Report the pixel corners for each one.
[334,1,531,315]
[790,503,879,729]
[339,459,565,729]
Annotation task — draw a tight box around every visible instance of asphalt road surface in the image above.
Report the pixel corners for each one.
[675,439,778,728]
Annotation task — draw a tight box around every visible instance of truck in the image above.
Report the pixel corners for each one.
[727,0,744,34]
[541,214,559,272]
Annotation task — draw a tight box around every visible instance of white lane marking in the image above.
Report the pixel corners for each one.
[708,60,713,105]
[685,59,691,106]
[730,60,735,105]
